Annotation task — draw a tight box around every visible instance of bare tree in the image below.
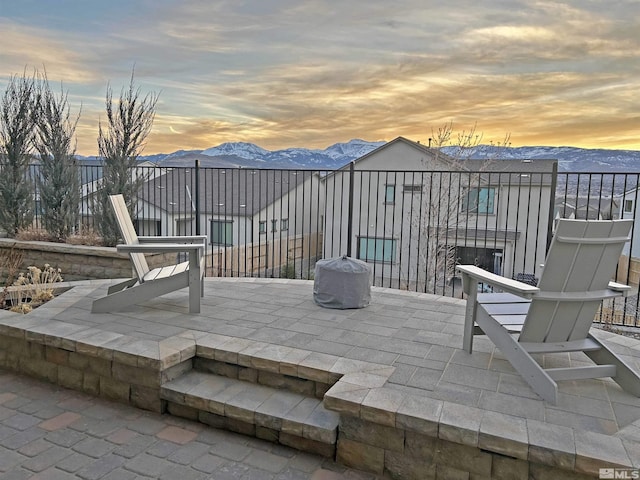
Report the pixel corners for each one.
[34,72,81,241]
[404,123,511,294]
[95,71,159,246]
[0,72,37,236]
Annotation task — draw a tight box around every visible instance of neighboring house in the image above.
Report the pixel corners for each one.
[136,167,323,276]
[79,161,162,228]
[555,195,619,220]
[618,187,640,259]
[322,136,557,291]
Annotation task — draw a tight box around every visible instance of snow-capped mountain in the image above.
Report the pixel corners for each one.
[157,139,386,169]
[119,139,640,172]
[201,142,269,160]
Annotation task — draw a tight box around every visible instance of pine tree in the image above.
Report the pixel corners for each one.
[0,72,37,236]
[34,73,81,241]
[95,71,158,246]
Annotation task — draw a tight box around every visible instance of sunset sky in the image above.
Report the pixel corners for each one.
[1,0,639,155]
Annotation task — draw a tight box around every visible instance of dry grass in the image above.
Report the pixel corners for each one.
[66,229,104,246]
[15,228,56,242]
[14,226,104,246]
[7,264,64,314]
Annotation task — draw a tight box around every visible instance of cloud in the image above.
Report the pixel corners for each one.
[0,19,99,83]
[3,0,639,153]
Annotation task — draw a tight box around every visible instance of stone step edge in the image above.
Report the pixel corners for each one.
[177,330,395,385]
[160,370,339,445]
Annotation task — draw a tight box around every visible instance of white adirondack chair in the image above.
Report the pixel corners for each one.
[92,194,206,314]
[457,219,640,404]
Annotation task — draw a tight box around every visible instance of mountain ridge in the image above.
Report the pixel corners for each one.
[79,139,640,172]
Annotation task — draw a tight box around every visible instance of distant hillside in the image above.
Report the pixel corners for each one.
[77,140,640,172]
[453,145,640,172]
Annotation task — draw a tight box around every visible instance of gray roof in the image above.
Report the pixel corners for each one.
[555,195,619,220]
[332,137,557,186]
[139,168,315,216]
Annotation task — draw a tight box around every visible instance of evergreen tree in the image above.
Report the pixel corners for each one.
[34,73,81,241]
[0,72,37,236]
[95,72,158,246]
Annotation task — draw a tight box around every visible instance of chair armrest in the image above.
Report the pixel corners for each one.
[117,243,204,254]
[138,235,207,244]
[456,265,540,299]
[608,281,634,297]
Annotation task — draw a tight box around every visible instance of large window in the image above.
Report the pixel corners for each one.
[461,187,495,214]
[211,220,233,246]
[357,237,397,263]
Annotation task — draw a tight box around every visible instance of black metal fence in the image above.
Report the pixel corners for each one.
[11,162,640,327]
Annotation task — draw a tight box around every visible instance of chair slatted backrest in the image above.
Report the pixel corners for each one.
[109,194,150,281]
[519,219,632,343]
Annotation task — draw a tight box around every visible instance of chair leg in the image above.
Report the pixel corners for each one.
[585,336,640,397]
[187,252,201,314]
[475,306,558,403]
[463,285,478,353]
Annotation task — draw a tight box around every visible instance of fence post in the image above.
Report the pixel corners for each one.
[546,160,558,253]
[194,159,201,235]
[346,161,355,257]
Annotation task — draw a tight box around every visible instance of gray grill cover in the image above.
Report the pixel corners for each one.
[313,256,372,309]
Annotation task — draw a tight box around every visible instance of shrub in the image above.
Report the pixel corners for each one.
[7,263,63,313]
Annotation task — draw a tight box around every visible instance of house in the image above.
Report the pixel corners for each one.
[555,195,619,220]
[322,137,557,292]
[618,187,640,260]
[135,167,323,276]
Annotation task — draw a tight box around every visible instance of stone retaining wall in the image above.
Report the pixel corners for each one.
[0,239,176,281]
[0,330,192,414]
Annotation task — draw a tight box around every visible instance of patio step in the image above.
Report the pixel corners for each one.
[160,370,339,457]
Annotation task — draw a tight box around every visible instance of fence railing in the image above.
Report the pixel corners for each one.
[8,161,640,327]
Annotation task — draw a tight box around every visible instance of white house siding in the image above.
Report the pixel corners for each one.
[322,138,553,290]
[619,189,640,259]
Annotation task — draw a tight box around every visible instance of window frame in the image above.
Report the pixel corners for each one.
[384,184,396,204]
[356,236,397,264]
[624,199,634,213]
[281,218,289,231]
[461,187,496,214]
[258,220,267,234]
[210,219,233,246]
[403,184,423,194]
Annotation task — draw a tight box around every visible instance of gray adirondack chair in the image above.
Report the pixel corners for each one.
[92,194,206,314]
[457,219,640,404]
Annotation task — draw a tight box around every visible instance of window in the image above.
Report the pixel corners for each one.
[461,187,495,214]
[281,218,289,231]
[384,185,395,204]
[403,184,423,193]
[271,219,278,232]
[357,237,397,263]
[259,221,267,234]
[211,220,233,246]
[625,199,634,213]
[134,219,161,236]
